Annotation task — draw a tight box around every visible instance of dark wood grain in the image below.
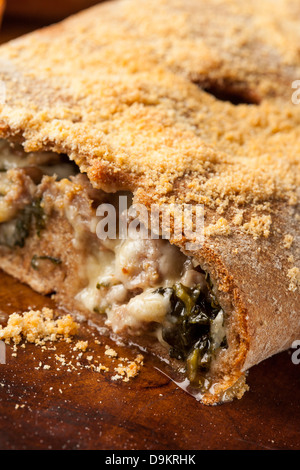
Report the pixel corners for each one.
[4,0,103,22]
[0,269,299,450]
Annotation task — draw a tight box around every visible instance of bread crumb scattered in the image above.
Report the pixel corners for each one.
[104,346,118,358]
[113,354,144,382]
[0,308,78,345]
[0,310,144,394]
[74,340,88,352]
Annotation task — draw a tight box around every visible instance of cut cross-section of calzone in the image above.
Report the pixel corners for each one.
[0,0,299,404]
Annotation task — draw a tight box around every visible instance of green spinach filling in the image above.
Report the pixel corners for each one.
[156,280,227,386]
[31,255,62,270]
[0,199,46,248]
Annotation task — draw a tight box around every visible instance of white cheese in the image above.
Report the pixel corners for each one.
[211,310,226,349]
[76,234,187,330]
[106,289,172,333]
[126,289,171,324]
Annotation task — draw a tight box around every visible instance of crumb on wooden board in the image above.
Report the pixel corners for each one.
[0,308,144,389]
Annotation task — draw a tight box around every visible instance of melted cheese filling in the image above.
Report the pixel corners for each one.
[0,140,77,179]
[74,232,225,353]
[76,236,190,331]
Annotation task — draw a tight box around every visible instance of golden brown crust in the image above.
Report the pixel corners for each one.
[0,0,299,403]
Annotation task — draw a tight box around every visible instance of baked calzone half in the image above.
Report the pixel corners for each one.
[0,0,299,404]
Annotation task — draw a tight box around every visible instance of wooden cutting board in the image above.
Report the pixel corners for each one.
[0,269,299,450]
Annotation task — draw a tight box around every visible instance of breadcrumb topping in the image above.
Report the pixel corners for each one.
[0,0,299,248]
[242,215,272,240]
[287,267,300,292]
[283,234,294,250]
[204,218,231,237]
